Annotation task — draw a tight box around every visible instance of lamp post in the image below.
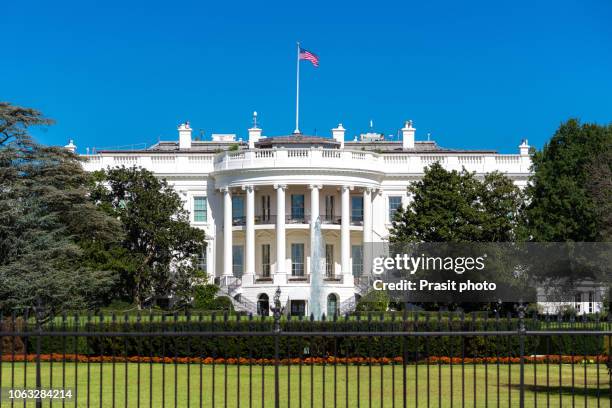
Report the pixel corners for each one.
[270,286,283,407]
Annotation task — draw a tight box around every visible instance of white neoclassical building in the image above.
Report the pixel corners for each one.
[79,119,534,316]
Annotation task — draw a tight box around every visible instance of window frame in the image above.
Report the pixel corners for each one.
[351,245,363,277]
[291,243,305,276]
[291,194,305,221]
[351,196,364,222]
[325,244,334,277]
[193,196,207,223]
[388,196,402,222]
[232,245,244,278]
[261,244,271,278]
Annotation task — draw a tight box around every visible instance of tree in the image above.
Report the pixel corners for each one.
[387,163,527,311]
[90,166,206,308]
[585,142,612,241]
[0,102,123,316]
[390,162,525,243]
[525,119,612,242]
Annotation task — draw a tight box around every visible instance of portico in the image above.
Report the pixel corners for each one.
[219,183,376,287]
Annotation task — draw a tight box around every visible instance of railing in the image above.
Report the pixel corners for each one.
[254,214,276,225]
[287,274,310,283]
[213,148,531,175]
[320,215,342,224]
[82,149,530,176]
[1,309,608,407]
[82,154,216,173]
[232,216,246,226]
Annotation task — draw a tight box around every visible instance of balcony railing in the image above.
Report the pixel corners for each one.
[287,274,310,283]
[232,216,246,226]
[81,148,530,176]
[232,213,366,227]
[320,215,341,225]
[255,215,276,224]
[213,148,530,174]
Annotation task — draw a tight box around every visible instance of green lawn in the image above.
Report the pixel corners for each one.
[0,362,609,407]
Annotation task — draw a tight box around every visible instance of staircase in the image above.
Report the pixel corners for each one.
[354,275,374,296]
[338,275,375,315]
[216,276,258,314]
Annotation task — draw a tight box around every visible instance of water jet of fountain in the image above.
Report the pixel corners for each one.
[309,217,324,320]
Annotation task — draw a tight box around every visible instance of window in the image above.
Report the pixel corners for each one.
[351,196,363,223]
[325,195,335,221]
[588,291,594,314]
[327,294,338,318]
[574,292,582,313]
[388,196,402,222]
[196,243,207,273]
[291,194,305,222]
[325,244,334,277]
[290,300,306,317]
[261,244,271,278]
[232,196,245,224]
[193,196,207,222]
[291,243,305,276]
[232,245,244,277]
[352,245,363,276]
[257,294,269,316]
[261,195,271,222]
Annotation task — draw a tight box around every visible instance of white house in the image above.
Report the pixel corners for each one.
[80,119,536,316]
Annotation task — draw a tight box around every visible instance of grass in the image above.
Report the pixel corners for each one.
[0,362,609,407]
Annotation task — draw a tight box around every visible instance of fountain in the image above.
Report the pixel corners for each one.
[309,217,325,319]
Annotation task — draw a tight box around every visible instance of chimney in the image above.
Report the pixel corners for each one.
[248,111,262,149]
[64,139,77,153]
[519,139,530,156]
[401,120,415,149]
[332,123,345,148]
[178,122,192,149]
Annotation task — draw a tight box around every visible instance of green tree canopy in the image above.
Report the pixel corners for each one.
[0,102,123,315]
[525,119,612,242]
[389,162,525,243]
[90,166,207,308]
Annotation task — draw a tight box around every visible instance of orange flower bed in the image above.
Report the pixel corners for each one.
[1,354,608,365]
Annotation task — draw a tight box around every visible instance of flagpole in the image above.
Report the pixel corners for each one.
[294,41,300,134]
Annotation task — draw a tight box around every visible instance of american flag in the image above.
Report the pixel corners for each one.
[299,48,319,67]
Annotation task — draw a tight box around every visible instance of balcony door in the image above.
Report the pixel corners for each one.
[291,194,305,222]
[261,195,271,223]
[291,243,305,276]
[232,196,245,225]
[325,195,335,222]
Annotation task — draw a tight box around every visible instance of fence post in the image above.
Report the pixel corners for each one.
[34,298,43,408]
[272,287,282,408]
[517,302,526,408]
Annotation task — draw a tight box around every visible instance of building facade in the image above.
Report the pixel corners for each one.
[80,120,534,316]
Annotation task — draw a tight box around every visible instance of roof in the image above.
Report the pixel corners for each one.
[255,135,340,148]
[94,136,497,155]
[344,140,497,154]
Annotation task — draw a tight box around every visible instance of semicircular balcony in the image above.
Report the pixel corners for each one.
[213,148,384,173]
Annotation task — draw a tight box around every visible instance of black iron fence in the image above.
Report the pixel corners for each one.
[0,308,610,407]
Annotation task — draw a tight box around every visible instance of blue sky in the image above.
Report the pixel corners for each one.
[2,0,611,153]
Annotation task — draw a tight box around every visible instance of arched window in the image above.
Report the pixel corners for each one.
[257,294,270,316]
[327,293,338,318]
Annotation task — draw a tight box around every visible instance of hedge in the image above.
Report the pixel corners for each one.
[19,319,606,359]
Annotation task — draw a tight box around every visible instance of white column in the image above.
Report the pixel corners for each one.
[363,187,373,276]
[309,184,321,279]
[222,187,233,277]
[341,185,352,278]
[363,188,373,243]
[274,184,287,284]
[243,185,255,283]
[309,184,321,226]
